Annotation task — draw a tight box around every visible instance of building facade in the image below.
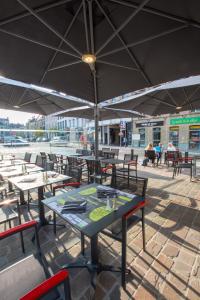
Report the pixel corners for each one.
[132,112,200,152]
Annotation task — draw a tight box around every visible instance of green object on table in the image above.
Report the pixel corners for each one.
[79,187,97,196]
[118,195,132,202]
[89,206,112,222]
[57,199,66,206]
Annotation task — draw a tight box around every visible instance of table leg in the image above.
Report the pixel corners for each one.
[91,235,99,266]
[111,164,116,188]
[38,186,48,226]
[8,181,13,192]
[19,190,26,205]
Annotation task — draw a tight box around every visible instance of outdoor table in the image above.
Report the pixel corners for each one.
[0,154,15,160]
[68,154,83,157]
[8,171,71,223]
[0,159,28,168]
[101,158,131,187]
[79,156,104,161]
[0,164,43,178]
[42,183,143,275]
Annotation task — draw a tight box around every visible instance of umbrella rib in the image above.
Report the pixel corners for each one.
[182,88,191,109]
[0,0,71,26]
[0,27,80,59]
[40,1,83,83]
[97,60,139,71]
[186,86,200,104]
[17,0,82,57]
[96,0,150,55]
[88,1,95,55]
[165,90,178,106]
[146,94,177,108]
[16,89,28,106]
[98,24,187,59]
[95,0,150,83]
[48,60,82,72]
[108,0,200,30]
[83,0,90,52]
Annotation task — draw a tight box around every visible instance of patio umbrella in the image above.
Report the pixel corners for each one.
[106,76,200,116]
[0,77,85,115]
[57,106,141,120]
[0,0,200,154]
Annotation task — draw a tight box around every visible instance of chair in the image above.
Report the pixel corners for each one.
[24,152,31,163]
[103,152,115,159]
[86,159,111,184]
[102,147,110,152]
[54,166,82,196]
[165,151,178,167]
[145,150,156,165]
[0,220,71,300]
[0,198,21,230]
[35,154,44,168]
[111,148,119,159]
[116,155,138,181]
[101,176,148,289]
[48,154,66,173]
[172,160,193,180]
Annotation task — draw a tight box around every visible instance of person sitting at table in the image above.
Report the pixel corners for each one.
[167,142,176,151]
[142,143,156,166]
[154,143,163,164]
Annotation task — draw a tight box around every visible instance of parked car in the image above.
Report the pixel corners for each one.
[3,137,30,147]
[50,136,68,147]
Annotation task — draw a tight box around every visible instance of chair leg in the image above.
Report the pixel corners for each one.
[121,218,127,289]
[81,232,85,256]
[141,208,146,251]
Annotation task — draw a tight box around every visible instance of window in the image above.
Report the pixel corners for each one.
[189,125,200,151]
[139,128,145,147]
[169,126,179,147]
[153,127,161,146]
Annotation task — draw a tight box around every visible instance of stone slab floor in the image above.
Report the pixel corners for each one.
[1,164,200,300]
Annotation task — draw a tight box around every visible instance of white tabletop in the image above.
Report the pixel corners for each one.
[0,159,28,168]
[0,164,43,178]
[8,171,71,191]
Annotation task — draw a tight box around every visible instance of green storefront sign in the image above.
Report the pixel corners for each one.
[170,116,200,125]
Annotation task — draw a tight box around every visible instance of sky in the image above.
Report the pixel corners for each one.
[0,109,38,124]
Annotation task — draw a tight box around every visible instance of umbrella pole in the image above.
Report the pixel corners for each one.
[94,104,99,159]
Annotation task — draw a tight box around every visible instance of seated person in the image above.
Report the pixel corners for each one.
[142,143,156,165]
[167,142,176,151]
[154,143,163,163]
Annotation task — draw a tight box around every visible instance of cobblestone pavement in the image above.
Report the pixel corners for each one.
[1,163,200,300]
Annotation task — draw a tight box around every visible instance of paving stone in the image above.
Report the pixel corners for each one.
[146,240,162,257]
[172,261,193,277]
[133,283,158,300]
[177,249,196,266]
[186,279,200,300]
[152,254,173,276]
[162,243,180,258]
[135,251,154,271]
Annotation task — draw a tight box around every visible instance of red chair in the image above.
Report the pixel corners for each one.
[0,221,71,300]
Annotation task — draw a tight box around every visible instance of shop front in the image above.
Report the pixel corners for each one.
[189,125,200,151]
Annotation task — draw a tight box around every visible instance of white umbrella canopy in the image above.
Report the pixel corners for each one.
[106,75,200,116]
[0,77,86,115]
[57,106,141,120]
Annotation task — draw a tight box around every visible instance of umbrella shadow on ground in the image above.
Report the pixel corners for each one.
[136,169,173,180]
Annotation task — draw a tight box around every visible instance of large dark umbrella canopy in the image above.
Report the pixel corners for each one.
[0,0,200,103]
[0,77,84,115]
[57,106,141,120]
[107,76,200,116]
